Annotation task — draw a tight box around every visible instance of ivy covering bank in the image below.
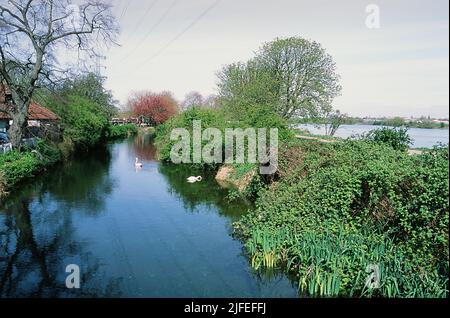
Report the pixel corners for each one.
[235,140,448,297]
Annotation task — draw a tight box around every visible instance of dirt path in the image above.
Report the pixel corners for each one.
[295,134,424,155]
[295,135,338,143]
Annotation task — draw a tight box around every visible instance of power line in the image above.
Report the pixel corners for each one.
[119,0,180,62]
[128,0,159,40]
[120,0,133,20]
[137,0,221,67]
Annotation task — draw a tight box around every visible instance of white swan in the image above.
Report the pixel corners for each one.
[135,157,143,168]
[187,176,202,183]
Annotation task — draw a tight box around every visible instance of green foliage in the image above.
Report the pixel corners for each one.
[362,127,412,152]
[372,117,407,127]
[218,37,341,120]
[108,124,138,139]
[57,73,118,117]
[0,140,63,195]
[372,117,449,129]
[155,107,226,168]
[155,106,293,169]
[46,95,110,149]
[0,151,41,186]
[235,139,449,297]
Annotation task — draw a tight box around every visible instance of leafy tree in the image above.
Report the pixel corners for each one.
[45,94,110,149]
[218,37,341,120]
[131,91,178,125]
[59,73,118,117]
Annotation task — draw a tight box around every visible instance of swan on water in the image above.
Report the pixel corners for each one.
[135,157,143,168]
[187,176,202,183]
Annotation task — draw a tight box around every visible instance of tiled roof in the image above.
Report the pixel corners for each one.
[0,101,59,120]
[0,85,59,120]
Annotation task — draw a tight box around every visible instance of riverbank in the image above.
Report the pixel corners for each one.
[232,139,448,297]
[153,109,449,297]
[295,124,449,149]
[0,124,137,200]
[294,118,449,129]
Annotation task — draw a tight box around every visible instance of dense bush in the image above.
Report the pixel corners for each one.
[0,140,62,198]
[46,95,110,149]
[108,124,138,139]
[362,127,412,152]
[234,139,449,297]
[155,107,225,167]
[155,106,292,169]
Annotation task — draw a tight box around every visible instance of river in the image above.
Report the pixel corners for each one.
[0,135,297,298]
[297,124,449,148]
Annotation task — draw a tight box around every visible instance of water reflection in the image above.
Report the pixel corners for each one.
[158,164,252,219]
[0,136,298,298]
[0,147,121,297]
[131,133,157,161]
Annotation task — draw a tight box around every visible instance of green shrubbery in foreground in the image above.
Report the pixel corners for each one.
[0,140,62,198]
[234,140,449,297]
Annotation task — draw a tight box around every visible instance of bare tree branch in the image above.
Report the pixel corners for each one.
[0,0,119,149]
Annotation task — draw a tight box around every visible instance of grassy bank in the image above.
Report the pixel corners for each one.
[294,117,449,129]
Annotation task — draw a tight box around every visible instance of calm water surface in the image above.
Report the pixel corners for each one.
[0,135,298,297]
[298,124,449,148]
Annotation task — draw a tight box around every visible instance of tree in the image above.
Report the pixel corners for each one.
[203,94,218,109]
[323,109,346,136]
[218,37,341,120]
[59,73,118,117]
[182,91,203,110]
[0,0,118,149]
[131,91,178,125]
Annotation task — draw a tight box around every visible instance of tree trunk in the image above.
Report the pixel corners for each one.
[8,102,29,150]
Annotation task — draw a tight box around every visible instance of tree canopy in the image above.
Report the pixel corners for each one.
[218,37,341,120]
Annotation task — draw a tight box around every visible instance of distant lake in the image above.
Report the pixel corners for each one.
[297,124,449,149]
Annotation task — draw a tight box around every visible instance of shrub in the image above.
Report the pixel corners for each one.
[362,127,412,152]
[0,151,42,186]
[108,124,138,139]
[0,170,6,198]
[155,107,226,166]
[0,141,63,193]
[46,95,110,149]
[155,106,292,168]
[235,140,449,297]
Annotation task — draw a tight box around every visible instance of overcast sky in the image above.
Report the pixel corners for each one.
[103,0,449,118]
